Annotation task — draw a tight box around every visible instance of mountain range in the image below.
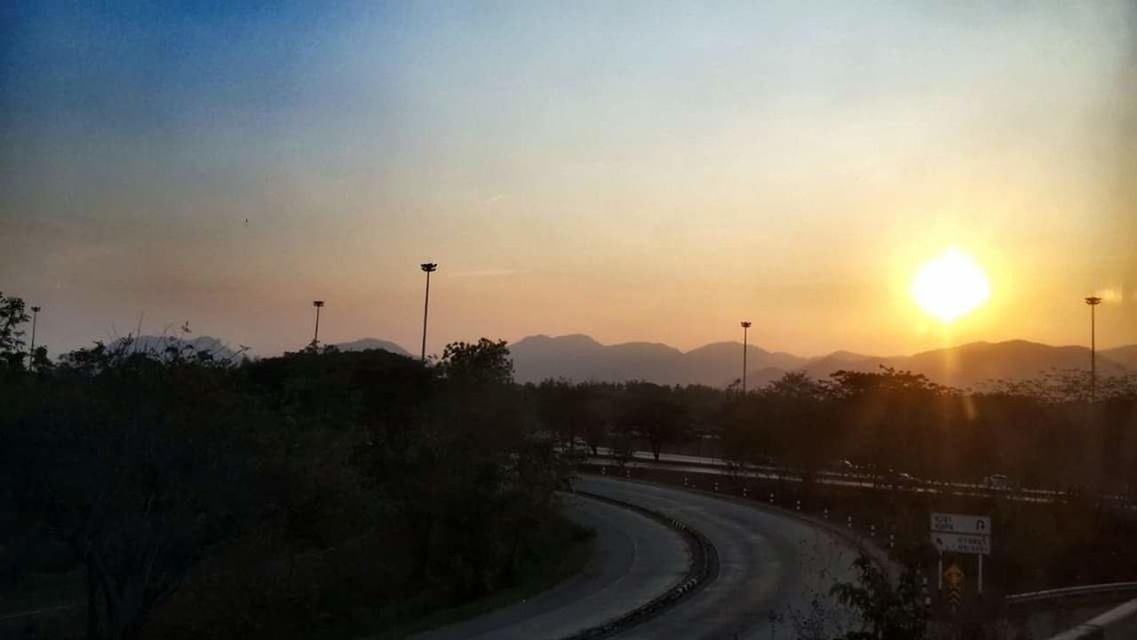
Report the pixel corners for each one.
[111,334,1136,390]
[502,334,1135,389]
[334,338,411,357]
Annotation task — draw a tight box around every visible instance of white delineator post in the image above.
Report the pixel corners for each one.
[937,552,943,592]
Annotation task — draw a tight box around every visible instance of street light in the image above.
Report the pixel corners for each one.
[1085,296,1102,403]
[740,321,752,394]
[29,306,40,367]
[420,263,438,361]
[311,300,325,347]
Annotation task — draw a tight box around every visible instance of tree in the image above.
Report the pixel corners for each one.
[535,380,607,454]
[717,394,772,475]
[0,292,30,370]
[619,382,689,461]
[535,379,579,447]
[351,338,573,602]
[830,554,928,640]
[1,343,262,640]
[609,423,637,468]
[763,373,833,487]
[827,367,947,485]
[437,338,514,386]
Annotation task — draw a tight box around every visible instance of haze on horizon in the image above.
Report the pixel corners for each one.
[3,2,1135,358]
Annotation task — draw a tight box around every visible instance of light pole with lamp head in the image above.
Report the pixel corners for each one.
[1085,296,1102,403]
[312,300,325,347]
[741,321,752,394]
[420,263,438,361]
[29,306,40,368]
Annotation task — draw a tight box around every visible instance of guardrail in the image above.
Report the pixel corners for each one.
[1007,582,1137,606]
[562,490,720,640]
[1047,596,1137,640]
[1001,582,1137,640]
[584,450,1137,509]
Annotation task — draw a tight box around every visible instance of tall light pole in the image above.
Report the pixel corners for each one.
[311,300,325,347]
[29,306,40,367]
[29,304,40,354]
[1085,296,1102,403]
[420,263,438,361]
[740,321,752,394]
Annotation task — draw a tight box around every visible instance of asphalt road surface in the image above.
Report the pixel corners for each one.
[412,492,689,640]
[579,476,862,640]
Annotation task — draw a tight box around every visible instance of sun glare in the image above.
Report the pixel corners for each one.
[911,247,990,322]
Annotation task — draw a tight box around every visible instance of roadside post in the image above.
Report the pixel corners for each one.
[944,563,964,614]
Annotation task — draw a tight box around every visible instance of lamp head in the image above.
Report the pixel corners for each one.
[1085,296,1102,306]
[421,263,438,273]
[741,321,752,329]
[313,300,325,308]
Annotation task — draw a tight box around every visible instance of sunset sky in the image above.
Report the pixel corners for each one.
[3,2,1135,357]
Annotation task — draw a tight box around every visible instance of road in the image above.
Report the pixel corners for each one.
[579,476,862,640]
[418,477,865,640]
[413,492,689,640]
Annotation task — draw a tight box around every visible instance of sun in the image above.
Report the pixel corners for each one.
[911,247,990,322]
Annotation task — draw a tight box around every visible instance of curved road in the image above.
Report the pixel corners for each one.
[416,477,863,640]
[580,476,862,639]
[413,493,690,640]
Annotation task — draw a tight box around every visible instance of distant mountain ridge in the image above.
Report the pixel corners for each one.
[506,334,1136,389]
[109,333,1136,389]
[799,340,1131,389]
[1103,345,1137,371]
[334,338,410,356]
[507,333,804,386]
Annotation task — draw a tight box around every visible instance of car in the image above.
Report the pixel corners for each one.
[897,472,919,485]
[984,474,1013,491]
[753,454,776,467]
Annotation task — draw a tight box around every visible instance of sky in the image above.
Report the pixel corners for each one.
[2,1,1135,357]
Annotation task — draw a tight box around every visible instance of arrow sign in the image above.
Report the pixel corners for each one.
[931,512,991,535]
[944,563,965,588]
[932,532,991,555]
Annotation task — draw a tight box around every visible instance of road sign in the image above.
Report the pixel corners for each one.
[945,584,962,613]
[944,563,964,587]
[931,512,992,535]
[932,531,991,555]
[943,563,964,614]
[931,511,991,594]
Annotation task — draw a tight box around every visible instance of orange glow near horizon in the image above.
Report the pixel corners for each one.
[1,4,1134,358]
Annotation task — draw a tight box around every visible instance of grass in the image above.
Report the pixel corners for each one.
[0,568,86,638]
[0,515,597,640]
[368,518,596,639]
[0,569,83,615]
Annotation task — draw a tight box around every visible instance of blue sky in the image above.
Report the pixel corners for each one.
[2,2,1134,356]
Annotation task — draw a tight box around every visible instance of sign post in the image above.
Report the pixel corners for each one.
[930,513,991,596]
[943,563,964,613]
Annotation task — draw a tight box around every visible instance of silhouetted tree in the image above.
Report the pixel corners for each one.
[0,292,30,371]
[830,554,928,640]
[2,343,262,640]
[619,382,690,461]
[438,338,514,386]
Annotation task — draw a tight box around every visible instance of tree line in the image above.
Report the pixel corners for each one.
[533,365,1137,498]
[0,293,577,639]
